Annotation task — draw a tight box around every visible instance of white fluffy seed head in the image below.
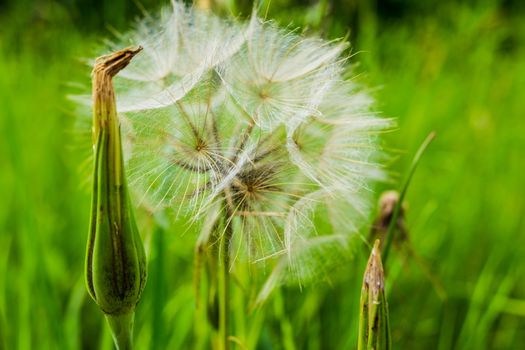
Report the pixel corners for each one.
[77,0,393,300]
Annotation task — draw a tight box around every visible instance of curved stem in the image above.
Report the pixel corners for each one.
[382,131,436,264]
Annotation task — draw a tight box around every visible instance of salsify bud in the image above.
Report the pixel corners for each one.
[358,240,391,350]
[85,46,147,350]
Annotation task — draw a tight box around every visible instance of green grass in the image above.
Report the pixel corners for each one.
[1,0,524,349]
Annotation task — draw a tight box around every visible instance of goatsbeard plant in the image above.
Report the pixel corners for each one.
[78,1,392,348]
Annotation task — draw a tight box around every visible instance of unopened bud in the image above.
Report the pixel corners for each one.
[358,240,391,350]
[85,47,147,350]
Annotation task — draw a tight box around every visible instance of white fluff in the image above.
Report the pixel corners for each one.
[79,0,392,301]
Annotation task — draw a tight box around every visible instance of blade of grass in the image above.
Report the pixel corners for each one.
[382,131,436,264]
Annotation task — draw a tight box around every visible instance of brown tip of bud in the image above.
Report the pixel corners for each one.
[91,46,142,138]
[93,46,143,78]
[364,240,385,300]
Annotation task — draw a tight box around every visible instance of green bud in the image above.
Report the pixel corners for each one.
[358,240,391,350]
[85,47,147,350]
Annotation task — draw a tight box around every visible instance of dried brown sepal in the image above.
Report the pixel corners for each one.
[91,46,142,143]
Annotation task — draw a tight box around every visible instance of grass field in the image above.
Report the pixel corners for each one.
[1,0,524,349]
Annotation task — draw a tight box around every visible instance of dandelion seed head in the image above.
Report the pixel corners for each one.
[76,0,393,299]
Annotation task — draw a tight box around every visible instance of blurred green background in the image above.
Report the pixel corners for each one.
[1,0,524,349]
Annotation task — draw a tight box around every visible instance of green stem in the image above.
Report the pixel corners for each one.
[105,312,134,350]
[274,289,296,350]
[382,131,436,264]
[218,209,233,350]
[151,222,167,349]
